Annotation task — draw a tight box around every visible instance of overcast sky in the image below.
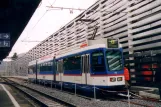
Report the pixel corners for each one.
[8,0,97,57]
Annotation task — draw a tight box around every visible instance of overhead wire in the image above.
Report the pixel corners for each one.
[22,0,57,42]
[47,0,57,7]
[29,0,57,34]
[47,6,85,11]
[22,0,128,43]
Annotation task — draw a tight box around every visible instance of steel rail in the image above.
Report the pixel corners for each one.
[2,78,76,107]
[3,79,50,107]
[6,77,161,107]
[102,91,158,107]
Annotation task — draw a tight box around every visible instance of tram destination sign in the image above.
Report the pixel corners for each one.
[107,39,118,48]
[0,33,10,47]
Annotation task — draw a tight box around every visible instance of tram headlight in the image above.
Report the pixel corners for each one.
[110,77,116,82]
[117,77,122,81]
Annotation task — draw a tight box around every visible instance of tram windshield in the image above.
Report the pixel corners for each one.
[106,50,123,71]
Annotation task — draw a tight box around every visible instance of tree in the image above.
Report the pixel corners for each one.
[11,53,18,60]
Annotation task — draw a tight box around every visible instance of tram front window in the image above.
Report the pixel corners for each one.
[106,50,123,71]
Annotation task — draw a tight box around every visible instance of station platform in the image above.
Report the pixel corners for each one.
[130,86,160,99]
[0,84,15,107]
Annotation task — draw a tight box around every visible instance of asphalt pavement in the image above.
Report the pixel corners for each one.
[0,84,14,107]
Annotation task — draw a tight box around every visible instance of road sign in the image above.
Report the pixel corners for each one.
[0,33,10,40]
[0,41,10,47]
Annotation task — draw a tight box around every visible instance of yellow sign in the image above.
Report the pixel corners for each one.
[107,39,118,48]
[110,40,115,44]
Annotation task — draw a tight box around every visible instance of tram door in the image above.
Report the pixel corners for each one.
[82,54,90,84]
[57,60,63,82]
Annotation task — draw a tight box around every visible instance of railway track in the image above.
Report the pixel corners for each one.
[4,77,161,107]
[2,78,76,107]
[102,90,161,107]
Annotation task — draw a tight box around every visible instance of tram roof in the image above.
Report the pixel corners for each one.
[56,44,106,59]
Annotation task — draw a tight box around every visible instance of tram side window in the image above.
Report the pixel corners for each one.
[40,63,46,72]
[55,61,58,74]
[41,62,50,72]
[28,66,34,74]
[49,62,53,71]
[46,62,52,71]
[92,51,105,72]
[57,60,63,73]
[55,62,57,73]
[44,63,48,71]
[37,65,40,73]
[63,55,81,71]
[32,66,36,74]
[40,64,42,71]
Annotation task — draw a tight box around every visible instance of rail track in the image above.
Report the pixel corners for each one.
[4,77,161,107]
[2,78,76,107]
[102,90,161,107]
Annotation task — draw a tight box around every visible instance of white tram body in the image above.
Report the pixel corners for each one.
[28,38,125,89]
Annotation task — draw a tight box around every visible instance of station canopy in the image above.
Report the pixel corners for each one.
[0,0,41,60]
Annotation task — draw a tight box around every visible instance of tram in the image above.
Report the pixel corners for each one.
[28,38,125,89]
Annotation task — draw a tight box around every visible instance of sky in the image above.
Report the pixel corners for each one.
[8,0,98,57]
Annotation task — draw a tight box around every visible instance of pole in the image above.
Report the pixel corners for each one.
[51,81,52,89]
[75,83,77,95]
[61,82,62,91]
[127,89,131,107]
[94,85,96,99]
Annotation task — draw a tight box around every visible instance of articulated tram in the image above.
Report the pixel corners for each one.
[28,38,125,89]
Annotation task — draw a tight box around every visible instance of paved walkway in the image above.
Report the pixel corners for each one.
[0,84,15,107]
